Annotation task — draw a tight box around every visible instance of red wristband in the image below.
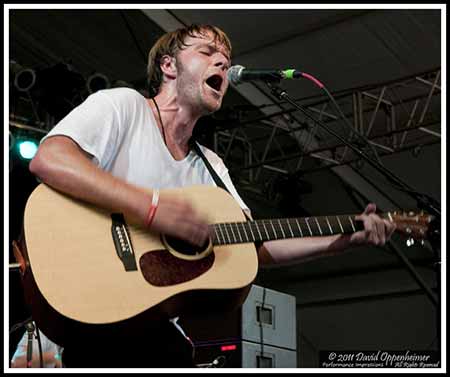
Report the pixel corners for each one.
[145,189,160,228]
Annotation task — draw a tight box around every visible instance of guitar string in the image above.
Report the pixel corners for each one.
[130,217,356,243]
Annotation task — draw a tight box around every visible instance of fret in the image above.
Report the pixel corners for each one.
[214,227,222,244]
[235,223,244,243]
[295,219,304,237]
[325,216,333,234]
[224,223,232,243]
[221,223,231,243]
[254,221,263,241]
[336,216,344,233]
[214,211,365,245]
[268,220,278,239]
[214,211,366,245]
[261,221,270,240]
[348,216,356,232]
[240,222,250,242]
[286,219,294,238]
[247,221,256,242]
[217,224,227,244]
[218,224,226,244]
[305,218,313,236]
[229,223,237,242]
[278,219,286,238]
[314,217,323,236]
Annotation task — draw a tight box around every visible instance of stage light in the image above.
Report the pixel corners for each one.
[17,139,38,160]
[14,68,36,92]
[10,122,46,163]
[87,72,110,94]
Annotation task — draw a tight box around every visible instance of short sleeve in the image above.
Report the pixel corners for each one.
[40,90,122,168]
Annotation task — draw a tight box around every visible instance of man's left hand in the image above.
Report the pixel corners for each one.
[350,203,396,246]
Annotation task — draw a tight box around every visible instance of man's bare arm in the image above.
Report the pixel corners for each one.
[257,204,396,267]
[29,136,209,246]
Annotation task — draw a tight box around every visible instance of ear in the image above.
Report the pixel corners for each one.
[160,55,177,80]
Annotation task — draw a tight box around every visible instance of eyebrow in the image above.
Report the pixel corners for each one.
[197,43,231,63]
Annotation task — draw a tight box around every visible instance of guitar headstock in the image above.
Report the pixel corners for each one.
[387,210,435,246]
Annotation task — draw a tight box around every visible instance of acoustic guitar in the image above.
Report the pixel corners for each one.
[14,184,433,347]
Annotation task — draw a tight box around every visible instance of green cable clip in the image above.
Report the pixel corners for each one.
[282,69,297,79]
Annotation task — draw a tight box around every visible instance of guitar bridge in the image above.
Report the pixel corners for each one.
[111,213,137,271]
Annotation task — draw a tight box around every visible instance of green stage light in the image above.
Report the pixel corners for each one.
[17,140,38,159]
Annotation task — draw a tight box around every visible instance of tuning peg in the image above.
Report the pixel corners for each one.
[406,238,415,247]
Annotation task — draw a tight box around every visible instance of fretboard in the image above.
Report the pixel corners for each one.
[210,214,369,245]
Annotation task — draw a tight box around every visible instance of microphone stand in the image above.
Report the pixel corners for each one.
[265,81,441,356]
[9,265,44,368]
[25,321,35,368]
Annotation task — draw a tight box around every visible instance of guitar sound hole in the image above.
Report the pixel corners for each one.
[163,235,209,256]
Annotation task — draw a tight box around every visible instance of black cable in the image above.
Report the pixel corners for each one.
[267,81,440,303]
[35,326,44,368]
[321,85,381,162]
[297,75,441,211]
[250,67,440,112]
[252,80,311,131]
[268,81,441,219]
[242,71,440,209]
[119,10,148,64]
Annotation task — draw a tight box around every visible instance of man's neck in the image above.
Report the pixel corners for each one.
[152,90,201,150]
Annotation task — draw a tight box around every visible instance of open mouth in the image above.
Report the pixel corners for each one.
[205,74,223,93]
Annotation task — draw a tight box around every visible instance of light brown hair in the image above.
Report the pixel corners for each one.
[147,24,232,96]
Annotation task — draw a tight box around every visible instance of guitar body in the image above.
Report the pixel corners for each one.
[20,184,258,347]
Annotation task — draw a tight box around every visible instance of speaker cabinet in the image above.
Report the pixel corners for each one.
[179,284,297,368]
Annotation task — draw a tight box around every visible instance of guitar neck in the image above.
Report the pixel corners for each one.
[211,213,387,245]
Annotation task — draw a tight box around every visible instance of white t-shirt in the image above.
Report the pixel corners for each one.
[41,87,248,211]
[40,87,250,344]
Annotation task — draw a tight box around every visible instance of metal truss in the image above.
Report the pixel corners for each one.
[9,64,441,200]
[214,69,441,195]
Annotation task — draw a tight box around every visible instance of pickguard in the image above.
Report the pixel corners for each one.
[139,249,215,286]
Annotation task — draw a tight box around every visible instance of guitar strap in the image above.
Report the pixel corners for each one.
[191,140,252,222]
[191,141,229,193]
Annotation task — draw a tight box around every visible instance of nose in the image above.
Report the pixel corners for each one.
[214,54,229,71]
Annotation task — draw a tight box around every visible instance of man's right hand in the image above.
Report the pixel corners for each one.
[148,192,211,248]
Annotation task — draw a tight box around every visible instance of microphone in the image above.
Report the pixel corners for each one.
[227,65,302,85]
[25,321,35,368]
